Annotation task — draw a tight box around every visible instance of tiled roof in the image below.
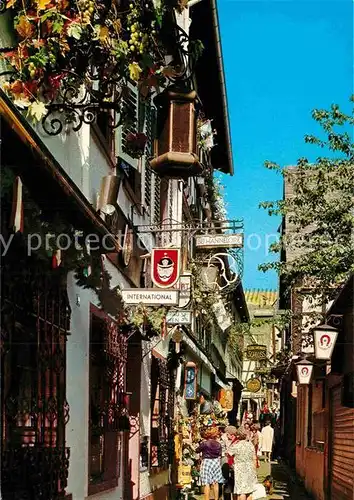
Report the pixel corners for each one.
[244,289,278,308]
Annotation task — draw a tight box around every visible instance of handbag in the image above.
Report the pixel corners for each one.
[252,483,267,500]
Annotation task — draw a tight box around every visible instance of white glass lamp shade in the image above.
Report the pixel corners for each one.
[313,324,339,361]
[296,360,313,385]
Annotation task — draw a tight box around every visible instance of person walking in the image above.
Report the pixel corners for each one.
[231,427,258,500]
[243,422,252,441]
[250,423,262,468]
[261,421,274,462]
[195,427,224,500]
[220,426,238,498]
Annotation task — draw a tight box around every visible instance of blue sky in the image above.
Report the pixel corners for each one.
[217,0,353,291]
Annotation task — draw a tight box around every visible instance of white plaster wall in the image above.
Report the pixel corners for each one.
[66,258,132,500]
[66,271,94,500]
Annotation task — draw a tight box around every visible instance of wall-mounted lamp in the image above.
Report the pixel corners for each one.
[97,171,122,215]
[295,358,313,385]
[313,323,339,361]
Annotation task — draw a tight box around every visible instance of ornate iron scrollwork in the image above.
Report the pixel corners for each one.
[0,2,200,136]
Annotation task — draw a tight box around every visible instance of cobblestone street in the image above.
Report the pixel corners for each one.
[193,460,312,500]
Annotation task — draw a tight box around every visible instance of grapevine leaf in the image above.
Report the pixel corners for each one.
[15,15,35,39]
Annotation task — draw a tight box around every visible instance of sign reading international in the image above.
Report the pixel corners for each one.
[121,289,179,305]
[151,248,180,288]
[246,344,267,361]
[166,310,192,325]
[195,233,243,249]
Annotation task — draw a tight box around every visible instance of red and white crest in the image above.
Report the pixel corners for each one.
[151,248,180,288]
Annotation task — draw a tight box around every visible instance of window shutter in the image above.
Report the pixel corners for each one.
[142,101,156,211]
[115,82,139,169]
[152,174,161,224]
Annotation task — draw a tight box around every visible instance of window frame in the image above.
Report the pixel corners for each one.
[88,305,125,496]
[149,355,172,473]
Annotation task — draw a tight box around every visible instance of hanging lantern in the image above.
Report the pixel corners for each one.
[313,323,339,361]
[296,359,313,385]
[150,89,202,178]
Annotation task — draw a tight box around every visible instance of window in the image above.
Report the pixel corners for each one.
[307,384,313,447]
[1,263,71,499]
[307,380,326,451]
[88,310,127,495]
[150,356,173,470]
[312,411,326,451]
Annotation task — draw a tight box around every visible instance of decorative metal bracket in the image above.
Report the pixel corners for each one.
[135,217,245,285]
[0,5,200,136]
[135,218,244,236]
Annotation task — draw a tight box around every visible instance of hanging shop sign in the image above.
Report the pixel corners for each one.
[177,273,192,307]
[122,225,133,266]
[184,361,198,400]
[246,378,262,393]
[246,344,267,361]
[195,233,243,249]
[121,289,179,305]
[202,253,239,291]
[151,248,180,288]
[219,388,234,412]
[166,310,192,325]
[212,299,232,332]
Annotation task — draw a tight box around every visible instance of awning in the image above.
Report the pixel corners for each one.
[184,334,216,374]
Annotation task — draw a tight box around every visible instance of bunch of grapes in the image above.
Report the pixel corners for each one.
[28,61,37,79]
[128,21,150,54]
[77,0,95,24]
[127,2,158,56]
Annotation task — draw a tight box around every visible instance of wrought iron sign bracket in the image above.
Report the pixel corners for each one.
[134,218,244,237]
[0,5,199,136]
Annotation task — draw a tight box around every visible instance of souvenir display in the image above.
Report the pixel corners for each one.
[174,398,229,496]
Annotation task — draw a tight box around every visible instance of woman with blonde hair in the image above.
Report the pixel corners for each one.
[231,426,258,500]
[195,426,224,500]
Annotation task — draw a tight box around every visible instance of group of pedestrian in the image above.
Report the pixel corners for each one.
[195,420,274,500]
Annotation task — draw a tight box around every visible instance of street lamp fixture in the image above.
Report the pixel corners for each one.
[97,168,123,215]
[313,323,339,361]
[296,358,313,385]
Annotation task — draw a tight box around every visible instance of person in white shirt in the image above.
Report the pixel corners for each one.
[261,421,274,462]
